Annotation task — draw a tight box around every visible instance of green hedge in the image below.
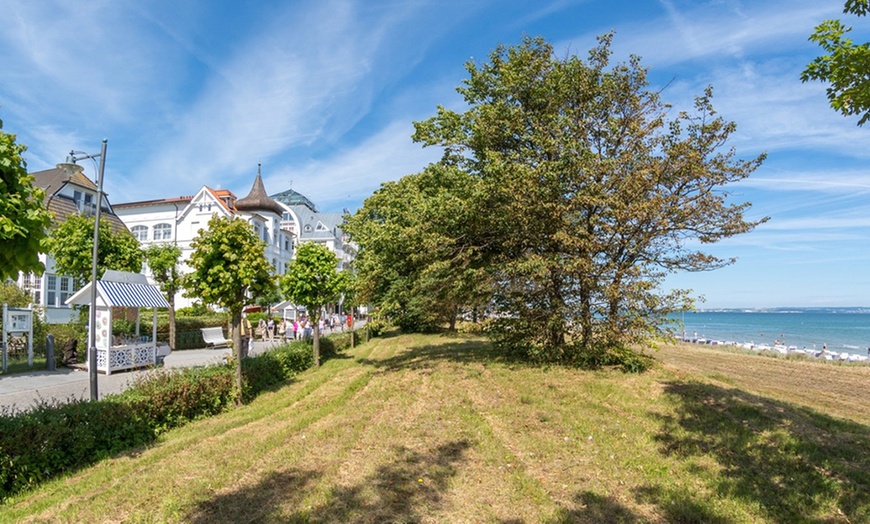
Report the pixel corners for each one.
[0,328,365,501]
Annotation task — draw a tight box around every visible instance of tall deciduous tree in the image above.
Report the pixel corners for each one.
[0,118,52,281]
[413,35,765,366]
[143,243,182,349]
[802,0,870,125]
[343,163,490,332]
[280,242,345,367]
[184,216,275,398]
[46,213,143,283]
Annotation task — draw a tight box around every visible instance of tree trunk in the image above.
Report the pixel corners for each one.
[168,296,177,350]
[230,310,243,404]
[313,317,321,367]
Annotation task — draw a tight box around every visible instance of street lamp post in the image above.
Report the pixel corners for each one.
[57,139,107,401]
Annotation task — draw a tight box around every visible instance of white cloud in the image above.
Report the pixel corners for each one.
[262,120,443,211]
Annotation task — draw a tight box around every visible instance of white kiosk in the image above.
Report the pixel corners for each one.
[66,270,170,375]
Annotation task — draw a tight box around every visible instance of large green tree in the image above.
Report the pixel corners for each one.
[413,35,765,366]
[343,162,490,332]
[184,215,275,398]
[802,0,870,125]
[280,242,345,367]
[46,213,143,283]
[0,118,52,281]
[143,243,182,349]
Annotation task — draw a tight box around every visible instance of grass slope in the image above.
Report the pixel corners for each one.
[3,334,869,523]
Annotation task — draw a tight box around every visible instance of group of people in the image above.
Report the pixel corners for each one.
[238,313,356,355]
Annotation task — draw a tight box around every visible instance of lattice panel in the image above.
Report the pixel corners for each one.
[109,348,133,370]
[133,346,154,365]
[96,349,108,370]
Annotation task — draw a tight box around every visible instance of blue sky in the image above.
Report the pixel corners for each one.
[1,0,868,309]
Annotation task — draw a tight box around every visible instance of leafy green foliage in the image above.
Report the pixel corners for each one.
[802,1,870,125]
[344,163,490,332]
[280,242,346,366]
[183,215,275,395]
[0,118,52,281]
[0,329,352,500]
[411,35,764,367]
[118,365,236,432]
[144,243,182,349]
[0,282,31,308]
[45,213,143,283]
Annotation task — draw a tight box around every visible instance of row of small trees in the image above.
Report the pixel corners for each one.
[33,210,346,396]
[185,215,348,394]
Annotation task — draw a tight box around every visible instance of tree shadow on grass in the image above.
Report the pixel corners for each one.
[185,468,320,524]
[184,439,471,523]
[648,381,870,523]
[545,491,642,523]
[358,338,507,374]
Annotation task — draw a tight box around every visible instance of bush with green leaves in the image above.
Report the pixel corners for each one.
[0,328,363,500]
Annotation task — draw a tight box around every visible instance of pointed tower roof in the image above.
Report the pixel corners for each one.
[235,163,285,216]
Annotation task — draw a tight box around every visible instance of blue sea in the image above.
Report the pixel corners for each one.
[671,308,870,358]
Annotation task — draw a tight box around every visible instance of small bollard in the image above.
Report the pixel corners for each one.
[46,334,56,371]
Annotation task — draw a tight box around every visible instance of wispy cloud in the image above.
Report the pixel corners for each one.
[262,120,443,211]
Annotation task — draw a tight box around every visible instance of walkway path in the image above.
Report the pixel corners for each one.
[0,340,281,413]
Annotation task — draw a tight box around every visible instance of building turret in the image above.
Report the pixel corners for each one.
[234,163,284,216]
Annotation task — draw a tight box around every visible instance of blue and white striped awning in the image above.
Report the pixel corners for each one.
[66,279,170,308]
[96,281,170,308]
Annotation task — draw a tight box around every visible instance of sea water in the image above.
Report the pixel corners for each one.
[671,308,870,358]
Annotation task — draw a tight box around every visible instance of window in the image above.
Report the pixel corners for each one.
[131,225,148,241]
[73,190,95,214]
[21,272,42,305]
[46,274,57,306]
[59,277,71,306]
[153,223,172,241]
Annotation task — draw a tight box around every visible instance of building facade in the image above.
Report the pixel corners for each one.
[271,188,356,270]
[17,167,129,324]
[114,167,294,310]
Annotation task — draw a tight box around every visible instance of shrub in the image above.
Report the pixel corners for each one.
[116,365,236,432]
[0,399,153,499]
[0,328,356,501]
[241,340,313,401]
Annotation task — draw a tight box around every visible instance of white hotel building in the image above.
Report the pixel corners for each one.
[113,166,354,309]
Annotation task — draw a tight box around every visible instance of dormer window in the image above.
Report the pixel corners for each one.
[73,190,96,215]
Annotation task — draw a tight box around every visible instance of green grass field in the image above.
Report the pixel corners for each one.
[3,332,869,523]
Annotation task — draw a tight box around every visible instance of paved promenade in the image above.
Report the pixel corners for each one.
[0,340,280,413]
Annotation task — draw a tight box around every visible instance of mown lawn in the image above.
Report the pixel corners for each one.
[3,333,869,523]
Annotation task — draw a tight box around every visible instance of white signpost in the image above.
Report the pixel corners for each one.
[2,303,34,372]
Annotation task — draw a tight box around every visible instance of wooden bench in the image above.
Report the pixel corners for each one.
[201,327,231,349]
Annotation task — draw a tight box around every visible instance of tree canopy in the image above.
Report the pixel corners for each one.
[0,118,52,281]
[144,243,182,349]
[349,35,765,369]
[45,213,143,283]
[802,0,870,125]
[343,162,490,332]
[184,215,275,395]
[280,242,346,367]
